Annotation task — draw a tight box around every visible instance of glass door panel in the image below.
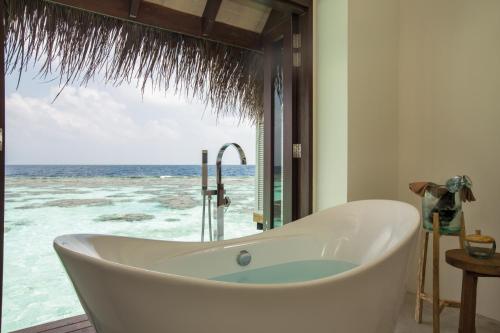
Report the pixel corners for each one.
[272,45,284,228]
[263,17,294,229]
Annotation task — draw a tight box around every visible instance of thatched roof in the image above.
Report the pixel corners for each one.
[4,0,264,121]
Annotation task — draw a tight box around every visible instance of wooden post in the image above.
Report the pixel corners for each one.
[415,212,465,330]
[415,230,429,323]
[459,212,466,249]
[432,212,440,333]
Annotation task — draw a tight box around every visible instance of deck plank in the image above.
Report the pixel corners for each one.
[43,321,94,333]
[69,327,96,333]
[11,315,93,333]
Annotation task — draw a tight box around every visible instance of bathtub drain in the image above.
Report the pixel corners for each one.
[236,250,251,266]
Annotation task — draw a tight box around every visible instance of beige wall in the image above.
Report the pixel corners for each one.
[347,0,399,201]
[399,0,500,321]
[315,0,500,321]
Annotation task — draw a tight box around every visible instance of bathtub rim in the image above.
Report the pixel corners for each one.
[54,200,420,289]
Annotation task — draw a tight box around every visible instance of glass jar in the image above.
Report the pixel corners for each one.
[422,190,462,235]
[464,230,496,259]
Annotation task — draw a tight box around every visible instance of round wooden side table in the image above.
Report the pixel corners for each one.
[445,249,500,333]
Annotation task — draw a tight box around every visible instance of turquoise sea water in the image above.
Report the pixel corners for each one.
[211,260,358,284]
[3,165,258,332]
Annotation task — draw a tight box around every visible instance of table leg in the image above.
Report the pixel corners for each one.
[459,271,477,333]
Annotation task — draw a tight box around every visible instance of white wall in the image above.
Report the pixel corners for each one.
[315,0,348,210]
[315,0,399,210]
[315,0,500,321]
[399,0,500,321]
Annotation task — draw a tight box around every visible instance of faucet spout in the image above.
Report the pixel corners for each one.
[215,143,247,241]
[216,143,247,186]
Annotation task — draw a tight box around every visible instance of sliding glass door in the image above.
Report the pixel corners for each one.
[262,9,313,230]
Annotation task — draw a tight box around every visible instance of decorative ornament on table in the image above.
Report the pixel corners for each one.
[464,230,496,259]
[409,175,476,235]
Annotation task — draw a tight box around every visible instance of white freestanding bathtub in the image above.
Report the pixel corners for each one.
[54,200,419,333]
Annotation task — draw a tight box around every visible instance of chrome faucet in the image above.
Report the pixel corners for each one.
[215,143,247,241]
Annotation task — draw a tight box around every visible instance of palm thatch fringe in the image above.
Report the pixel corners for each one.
[4,0,264,121]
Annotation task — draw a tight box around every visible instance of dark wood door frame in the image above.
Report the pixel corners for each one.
[295,8,313,219]
[263,5,312,228]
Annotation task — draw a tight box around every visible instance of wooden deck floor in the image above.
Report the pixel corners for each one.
[11,315,95,333]
[10,293,500,333]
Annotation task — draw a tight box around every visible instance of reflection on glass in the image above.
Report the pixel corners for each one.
[272,42,284,228]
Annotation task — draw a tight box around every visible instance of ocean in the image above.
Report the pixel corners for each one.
[3,165,258,332]
[5,165,255,178]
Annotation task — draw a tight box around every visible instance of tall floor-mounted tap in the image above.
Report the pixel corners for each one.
[200,150,213,242]
[200,150,220,242]
[215,143,247,241]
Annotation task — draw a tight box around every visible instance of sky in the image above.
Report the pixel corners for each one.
[5,67,256,165]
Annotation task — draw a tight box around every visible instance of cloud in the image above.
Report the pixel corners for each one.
[6,83,255,165]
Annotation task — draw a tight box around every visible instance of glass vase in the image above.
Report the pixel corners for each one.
[422,190,462,235]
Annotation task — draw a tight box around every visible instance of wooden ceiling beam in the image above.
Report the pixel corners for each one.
[201,0,222,37]
[46,0,262,51]
[128,0,142,18]
[250,0,307,14]
[285,0,311,8]
[262,9,289,35]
